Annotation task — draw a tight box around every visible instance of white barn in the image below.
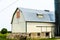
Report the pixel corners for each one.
[11,8,55,38]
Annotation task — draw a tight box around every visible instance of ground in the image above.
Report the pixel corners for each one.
[27,38,60,40]
[0,33,60,40]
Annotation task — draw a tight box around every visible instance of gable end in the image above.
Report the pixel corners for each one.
[11,8,20,24]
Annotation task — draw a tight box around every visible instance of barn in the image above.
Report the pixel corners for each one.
[11,7,55,38]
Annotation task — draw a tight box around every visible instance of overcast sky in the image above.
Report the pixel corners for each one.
[0,0,54,31]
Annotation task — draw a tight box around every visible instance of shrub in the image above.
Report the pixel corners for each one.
[1,28,7,34]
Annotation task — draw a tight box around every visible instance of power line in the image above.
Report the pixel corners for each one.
[0,0,18,13]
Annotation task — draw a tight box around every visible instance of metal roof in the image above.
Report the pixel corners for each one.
[19,8,55,22]
[11,8,55,24]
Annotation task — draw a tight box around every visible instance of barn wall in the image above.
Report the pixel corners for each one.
[27,22,55,33]
[12,9,26,33]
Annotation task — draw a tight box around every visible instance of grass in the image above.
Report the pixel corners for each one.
[39,38,56,40]
[0,33,15,40]
[27,38,60,40]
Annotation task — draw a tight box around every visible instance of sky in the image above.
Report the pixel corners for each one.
[0,0,54,31]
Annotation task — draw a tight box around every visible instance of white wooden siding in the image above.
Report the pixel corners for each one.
[27,22,55,33]
[12,10,26,33]
[42,26,46,32]
[12,23,26,33]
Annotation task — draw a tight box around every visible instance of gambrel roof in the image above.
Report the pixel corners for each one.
[11,7,55,24]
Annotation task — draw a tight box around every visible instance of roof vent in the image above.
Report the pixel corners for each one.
[44,10,49,12]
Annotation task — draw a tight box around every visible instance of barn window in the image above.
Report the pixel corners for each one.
[29,33,31,37]
[37,14,44,18]
[16,10,20,18]
[46,32,49,37]
[37,33,40,36]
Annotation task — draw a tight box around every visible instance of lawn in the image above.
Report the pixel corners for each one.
[0,33,15,40]
[27,38,60,40]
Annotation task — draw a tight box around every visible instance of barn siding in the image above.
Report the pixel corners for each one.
[27,22,55,33]
[12,9,26,33]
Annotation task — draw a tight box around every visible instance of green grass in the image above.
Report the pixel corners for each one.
[0,33,15,40]
[27,38,60,40]
[39,38,56,40]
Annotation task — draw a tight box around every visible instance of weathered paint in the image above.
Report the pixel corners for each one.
[12,9,26,33]
[27,22,54,33]
[27,22,55,38]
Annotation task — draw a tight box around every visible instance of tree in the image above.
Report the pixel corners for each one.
[1,28,7,34]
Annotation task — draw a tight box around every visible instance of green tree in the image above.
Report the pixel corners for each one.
[1,28,7,34]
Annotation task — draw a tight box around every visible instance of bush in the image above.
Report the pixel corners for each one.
[1,28,7,34]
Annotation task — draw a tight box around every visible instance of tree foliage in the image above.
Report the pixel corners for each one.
[1,28,7,34]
